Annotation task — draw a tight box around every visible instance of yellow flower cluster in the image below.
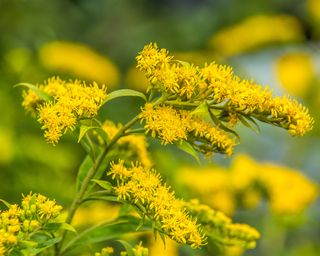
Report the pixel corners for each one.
[103,121,152,168]
[140,103,235,156]
[178,155,318,216]
[136,43,313,144]
[209,14,304,57]
[22,77,107,144]
[108,161,205,248]
[95,242,148,256]
[185,199,260,250]
[39,41,119,87]
[0,193,62,255]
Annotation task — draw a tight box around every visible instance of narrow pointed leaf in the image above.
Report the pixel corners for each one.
[238,115,259,134]
[78,125,99,143]
[176,140,200,163]
[61,216,149,254]
[14,83,53,102]
[0,199,11,208]
[91,179,112,191]
[103,89,147,105]
[209,109,240,141]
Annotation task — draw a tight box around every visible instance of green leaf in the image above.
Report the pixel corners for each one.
[0,199,11,208]
[78,125,99,143]
[103,89,147,105]
[208,110,240,141]
[176,140,200,163]
[22,237,61,255]
[243,115,261,132]
[85,195,119,203]
[44,222,77,233]
[14,83,53,102]
[91,179,112,191]
[76,155,94,192]
[117,240,134,256]
[238,115,259,134]
[176,60,191,67]
[61,216,149,254]
[190,101,210,121]
[18,240,38,248]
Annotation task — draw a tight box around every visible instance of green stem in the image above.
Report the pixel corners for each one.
[164,100,199,108]
[57,115,140,255]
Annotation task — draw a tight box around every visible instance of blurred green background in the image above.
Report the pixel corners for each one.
[0,0,319,255]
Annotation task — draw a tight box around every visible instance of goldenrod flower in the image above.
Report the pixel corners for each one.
[140,104,189,144]
[185,199,260,249]
[136,43,172,77]
[137,43,313,142]
[0,193,62,255]
[39,41,119,87]
[108,161,205,248]
[140,104,235,156]
[22,77,107,144]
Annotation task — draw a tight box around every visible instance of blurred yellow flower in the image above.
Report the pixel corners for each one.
[259,164,318,215]
[103,121,152,168]
[0,128,14,165]
[177,167,236,215]
[185,199,260,250]
[209,15,304,57]
[72,202,120,227]
[276,52,315,97]
[39,41,119,87]
[307,0,320,21]
[177,154,318,217]
[125,66,150,91]
[149,237,179,256]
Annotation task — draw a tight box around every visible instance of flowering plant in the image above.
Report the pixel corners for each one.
[1,43,313,255]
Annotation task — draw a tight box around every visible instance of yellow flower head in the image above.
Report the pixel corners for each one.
[108,161,206,248]
[136,43,172,77]
[140,104,189,144]
[140,104,235,156]
[22,77,107,144]
[185,199,260,250]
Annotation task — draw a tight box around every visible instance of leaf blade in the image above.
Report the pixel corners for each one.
[103,89,147,105]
